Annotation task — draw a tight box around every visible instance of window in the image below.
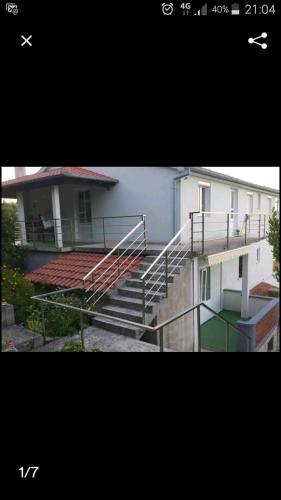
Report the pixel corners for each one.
[257,247,261,263]
[257,193,261,211]
[78,191,92,224]
[275,198,279,213]
[200,267,211,302]
[247,193,254,214]
[199,184,211,213]
[239,256,243,279]
[268,197,272,214]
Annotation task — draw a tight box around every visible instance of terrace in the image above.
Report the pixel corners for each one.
[201,290,279,352]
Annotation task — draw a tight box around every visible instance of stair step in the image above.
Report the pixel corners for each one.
[139,263,182,274]
[110,295,156,313]
[145,249,189,257]
[92,317,143,340]
[126,279,167,293]
[118,286,164,302]
[101,305,145,324]
[131,270,176,282]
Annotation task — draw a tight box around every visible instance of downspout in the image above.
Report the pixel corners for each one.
[173,167,191,235]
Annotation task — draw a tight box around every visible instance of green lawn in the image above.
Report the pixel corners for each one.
[201,310,242,352]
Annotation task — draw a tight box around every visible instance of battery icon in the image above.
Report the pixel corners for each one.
[231,3,240,15]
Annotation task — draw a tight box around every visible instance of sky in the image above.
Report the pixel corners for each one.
[1,166,280,189]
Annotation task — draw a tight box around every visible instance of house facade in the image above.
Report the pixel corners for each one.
[2,166,279,352]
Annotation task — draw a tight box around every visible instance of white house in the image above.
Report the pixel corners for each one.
[2,166,279,352]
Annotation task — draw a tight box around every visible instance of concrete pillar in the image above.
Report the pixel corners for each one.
[14,167,26,178]
[241,254,250,319]
[193,257,200,352]
[16,192,27,245]
[51,185,63,248]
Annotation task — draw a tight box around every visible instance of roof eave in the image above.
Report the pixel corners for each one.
[190,167,279,195]
[1,173,118,196]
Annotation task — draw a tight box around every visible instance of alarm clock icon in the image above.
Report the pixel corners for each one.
[162,3,174,15]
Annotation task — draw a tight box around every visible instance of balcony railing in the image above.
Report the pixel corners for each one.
[15,218,74,250]
[189,211,270,255]
[15,215,146,251]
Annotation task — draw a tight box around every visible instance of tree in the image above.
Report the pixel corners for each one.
[1,201,27,270]
[267,210,280,282]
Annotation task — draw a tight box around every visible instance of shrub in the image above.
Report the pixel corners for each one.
[43,294,91,338]
[2,270,91,338]
[267,210,280,282]
[25,291,91,338]
[59,342,102,352]
[2,266,35,325]
[1,202,27,271]
[59,341,85,352]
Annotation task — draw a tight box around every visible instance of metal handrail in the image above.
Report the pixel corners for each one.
[83,218,146,283]
[85,234,146,304]
[141,219,191,280]
[140,219,191,323]
[85,230,145,293]
[190,211,269,254]
[192,212,269,219]
[92,215,145,220]
[31,287,252,352]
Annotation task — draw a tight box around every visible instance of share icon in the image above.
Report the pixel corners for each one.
[248,32,268,50]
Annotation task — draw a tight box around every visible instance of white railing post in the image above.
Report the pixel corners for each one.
[51,185,63,249]
[16,192,27,246]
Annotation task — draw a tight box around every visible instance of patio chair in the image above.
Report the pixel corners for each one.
[39,216,55,242]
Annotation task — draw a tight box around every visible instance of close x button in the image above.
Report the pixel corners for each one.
[21,35,32,47]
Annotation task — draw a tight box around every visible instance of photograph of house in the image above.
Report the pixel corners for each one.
[1,166,280,352]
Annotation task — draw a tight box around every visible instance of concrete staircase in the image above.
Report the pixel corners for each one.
[92,253,189,342]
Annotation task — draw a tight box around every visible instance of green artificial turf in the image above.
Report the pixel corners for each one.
[200,310,243,352]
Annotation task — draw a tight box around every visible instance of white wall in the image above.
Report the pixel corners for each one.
[222,240,277,290]
[181,173,279,240]
[198,239,277,325]
[181,172,279,218]
[198,260,222,324]
[223,290,271,317]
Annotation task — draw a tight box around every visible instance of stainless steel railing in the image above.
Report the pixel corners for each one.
[140,219,192,324]
[31,287,252,352]
[15,218,74,249]
[82,215,147,308]
[15,215,145,250]
[89,215,145,248]
[190,211,270,254]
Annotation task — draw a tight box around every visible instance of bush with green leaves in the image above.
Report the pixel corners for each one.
[59,341,85,352]
[43,294,91,338]
[267,210,280,282]
[2,266,35,326]
[2,202,27,271]
[59,342,102,352]
[26,292,91,338]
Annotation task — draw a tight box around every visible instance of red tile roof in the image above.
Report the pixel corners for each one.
[26,252,144,292]
[250,282,279,297]
[2,167,117,186]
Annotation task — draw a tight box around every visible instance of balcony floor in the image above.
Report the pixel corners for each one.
[193,235,263,256]
[201,310,243,352]
[23,235,264,256]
